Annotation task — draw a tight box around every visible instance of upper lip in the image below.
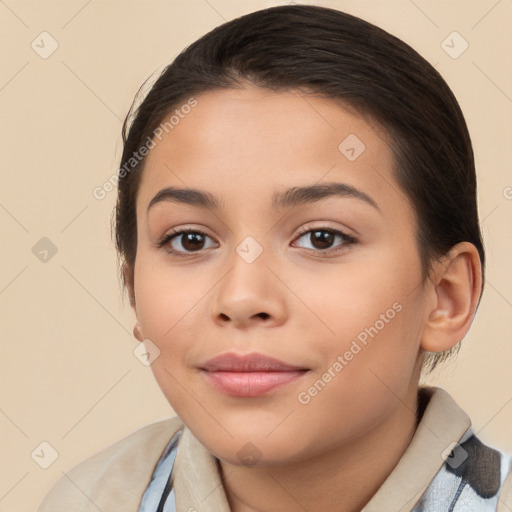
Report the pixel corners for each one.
[200,352,308,372]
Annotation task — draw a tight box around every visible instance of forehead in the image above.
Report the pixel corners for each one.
[136,87,411,219]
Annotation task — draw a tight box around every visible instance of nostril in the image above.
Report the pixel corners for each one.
[257,312,270,320]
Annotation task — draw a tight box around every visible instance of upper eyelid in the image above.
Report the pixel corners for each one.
[297,222,346,234]
[164,223,350,239]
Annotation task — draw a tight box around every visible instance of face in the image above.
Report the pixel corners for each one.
[132,86,429,466]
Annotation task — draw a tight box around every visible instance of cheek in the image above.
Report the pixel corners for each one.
[133,251,209,368]
[133,253,211,412]
[295,242,425,392]
[135,247,202,328]
[289,245,421,345]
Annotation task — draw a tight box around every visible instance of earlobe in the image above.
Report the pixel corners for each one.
[421,242,482,353]
[133,321,144,342]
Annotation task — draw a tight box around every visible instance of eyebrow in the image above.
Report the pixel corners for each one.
[147,182,379,212]
[272,182,379,211]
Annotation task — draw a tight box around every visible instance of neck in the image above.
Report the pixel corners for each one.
[219,384,423,512]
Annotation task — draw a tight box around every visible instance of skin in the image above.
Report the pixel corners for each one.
[129,86,482,512]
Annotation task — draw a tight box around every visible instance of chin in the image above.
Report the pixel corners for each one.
[197,429,310,468]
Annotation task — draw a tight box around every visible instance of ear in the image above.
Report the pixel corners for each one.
[421,242,483,353]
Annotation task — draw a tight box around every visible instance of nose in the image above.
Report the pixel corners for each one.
[209,247,288,330]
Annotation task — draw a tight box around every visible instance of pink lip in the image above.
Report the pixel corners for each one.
[200,352,309,397]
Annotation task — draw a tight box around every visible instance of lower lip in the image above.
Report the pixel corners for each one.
[201,370,308,397]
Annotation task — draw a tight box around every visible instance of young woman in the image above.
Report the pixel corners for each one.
[38,4,511,511]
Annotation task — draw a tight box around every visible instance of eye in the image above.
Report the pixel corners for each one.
[292,225,356,253]
[157,225,356,257]
[157,228,217,256]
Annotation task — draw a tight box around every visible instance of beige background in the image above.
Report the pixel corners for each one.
[0,0,511,510]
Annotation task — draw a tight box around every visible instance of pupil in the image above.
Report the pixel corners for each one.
[183,233,204,250]
[312,230,333,249]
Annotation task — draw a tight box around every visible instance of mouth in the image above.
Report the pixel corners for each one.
[199,352,310,397]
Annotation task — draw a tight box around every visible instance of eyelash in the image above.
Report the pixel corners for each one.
[156,224,357,258]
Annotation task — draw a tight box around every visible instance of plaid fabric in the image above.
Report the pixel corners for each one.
[138,430,182,512]
[139,426,511,512]
[411,427,511,511]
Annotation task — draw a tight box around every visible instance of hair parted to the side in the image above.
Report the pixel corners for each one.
[113,4,485,375]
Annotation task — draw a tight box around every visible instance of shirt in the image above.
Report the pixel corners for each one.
[37,386,512,511]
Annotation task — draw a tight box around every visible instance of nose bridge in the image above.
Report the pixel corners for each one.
[209,233,287,328]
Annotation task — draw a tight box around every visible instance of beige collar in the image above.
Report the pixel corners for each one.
[172,386,471,512]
